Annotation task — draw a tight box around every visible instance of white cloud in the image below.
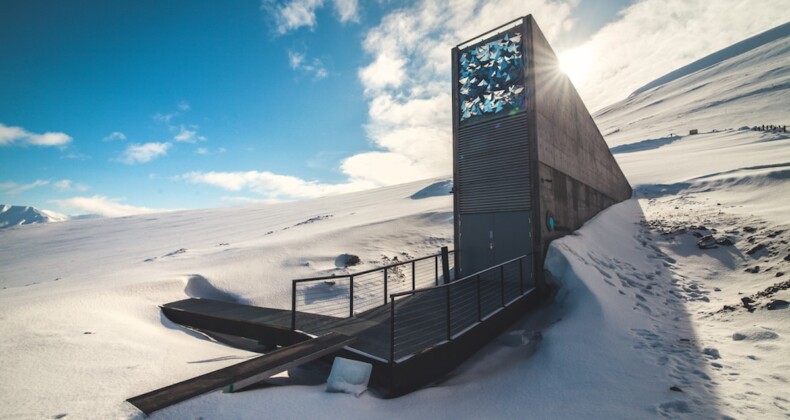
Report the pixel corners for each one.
[288,50,329,80]
[52,180,72,191]
[153,101,192,123]
[350,0,578,186]
[288,51,304,68]
[55,195,162,218]
[195,147,209,155]
[174,128,196,142]
[173,125,205,143]
[0,180,49,195]
[332,0,358,23]
[0,123,72,148]
[152,112,175,123]
[358,53,406,92]
[63,151,91,160]
[560,0,790,111]
[120,142,171,164]
[103,131,126,142]
[205,1,576,201]
[268,0,324,34]
[180,170,376,200]
[52,179,88,192]
[264,0,358,34]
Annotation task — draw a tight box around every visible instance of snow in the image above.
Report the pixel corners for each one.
[1,26,789,419]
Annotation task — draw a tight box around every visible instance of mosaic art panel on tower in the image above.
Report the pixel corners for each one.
[458,30,526,126]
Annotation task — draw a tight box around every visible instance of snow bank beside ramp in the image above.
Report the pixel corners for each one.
[542,199,722,418]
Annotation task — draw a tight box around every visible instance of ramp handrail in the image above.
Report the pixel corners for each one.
[291,249,455,331]
[388,254,534,362]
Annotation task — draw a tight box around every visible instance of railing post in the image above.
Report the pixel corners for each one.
[412,260,416,291]
[435,255,439,286]
[446,286,452,340]
[441,246,450,285]
[291,281,297,331]
[476,274,482,321]
[349,276,354,318]
[383,268,388,306]
[390,296,395,363]
[519,257,524,295]
[500,265,505,307]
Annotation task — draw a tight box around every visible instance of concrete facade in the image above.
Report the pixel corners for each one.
[528,17,632,261]
[452,15,631,287]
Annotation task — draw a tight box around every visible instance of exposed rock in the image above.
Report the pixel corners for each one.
[335,253,361,267]
[741,297,756,312]
[754,280,790,298]
[743,226,757,233]
[766,300,789,310]
[702,348,721,359]
[777,272,785,277]
[669,386,683,392]
[784,253,790,262]
[697,235,718,249]
[716,237,734,246]
[744,266,760,274]
[746,243,766,255]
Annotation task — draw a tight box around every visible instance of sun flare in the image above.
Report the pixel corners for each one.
[558,45,594,87]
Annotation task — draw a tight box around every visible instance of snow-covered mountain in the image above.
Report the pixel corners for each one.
[0,27,788,419]
[0,204,68,228]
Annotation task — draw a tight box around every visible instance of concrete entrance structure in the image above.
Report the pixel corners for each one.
[452,15,632,287]
[148,16,635,404]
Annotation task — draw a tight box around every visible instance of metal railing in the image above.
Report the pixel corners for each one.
[291,250,455,332]
[389,254,534,362]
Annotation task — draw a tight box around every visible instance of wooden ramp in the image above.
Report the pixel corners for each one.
[127,332,355,416]
[162,298,396,360]
[161,298,342,346]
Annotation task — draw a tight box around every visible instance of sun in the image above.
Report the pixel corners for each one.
[558,45,594,86]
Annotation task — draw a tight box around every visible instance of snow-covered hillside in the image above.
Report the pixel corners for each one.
[0,204,68,228]
[595,22,789,147]
[585,21,790,418]
[0,25,788,420]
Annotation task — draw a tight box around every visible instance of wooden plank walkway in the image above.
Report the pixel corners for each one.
[127,332,355,416]
[162,298,399,360]
[161,298,341,346]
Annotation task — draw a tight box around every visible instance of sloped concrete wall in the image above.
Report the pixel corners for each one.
[527,17,632,260]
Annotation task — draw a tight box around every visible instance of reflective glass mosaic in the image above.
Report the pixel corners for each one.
[458,31,525,124]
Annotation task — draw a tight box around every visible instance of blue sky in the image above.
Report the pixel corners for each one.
[1,0,785,216]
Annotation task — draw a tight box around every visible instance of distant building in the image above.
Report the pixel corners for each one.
[689,129,699,135]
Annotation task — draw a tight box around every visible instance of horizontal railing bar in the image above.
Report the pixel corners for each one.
[394,316,446,330]
[393,334,445,349]
[394,329,447,342]
[390,254,531,299]
[293,251,455,284]
[392,288,537,362]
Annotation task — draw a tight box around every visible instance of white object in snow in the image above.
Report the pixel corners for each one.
[325,357,372,397]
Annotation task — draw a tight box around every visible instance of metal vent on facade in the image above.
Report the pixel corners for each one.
[457,116,530,214]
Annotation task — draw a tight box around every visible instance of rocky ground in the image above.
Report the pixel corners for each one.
[638,188,790,418]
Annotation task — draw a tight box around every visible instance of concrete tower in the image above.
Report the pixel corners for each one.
[452,16,632,287]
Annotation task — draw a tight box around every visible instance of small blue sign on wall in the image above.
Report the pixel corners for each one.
[546,211,555,232]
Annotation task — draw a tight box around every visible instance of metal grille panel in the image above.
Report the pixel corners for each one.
[457,116,530,214]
